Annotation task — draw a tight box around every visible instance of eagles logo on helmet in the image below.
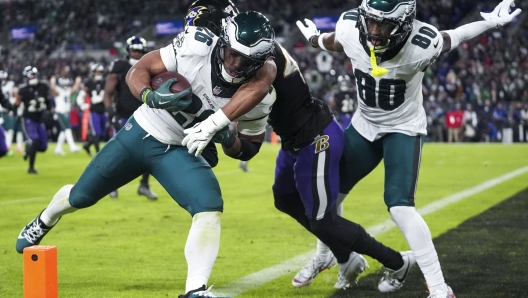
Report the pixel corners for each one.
[357,0,416,53]
[185,0,239,36]
[214,11,275,84]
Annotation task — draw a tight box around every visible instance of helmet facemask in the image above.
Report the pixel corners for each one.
[23,66,39,86]
[357,0,415,53]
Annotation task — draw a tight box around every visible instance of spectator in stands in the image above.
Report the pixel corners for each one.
[463,103,478,142]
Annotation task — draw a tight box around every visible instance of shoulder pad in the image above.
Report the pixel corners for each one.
[109,59,127,74]
[339,9,359,23]
[173,26,217,57]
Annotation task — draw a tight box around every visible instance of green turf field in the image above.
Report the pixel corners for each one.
[1,143,527,297]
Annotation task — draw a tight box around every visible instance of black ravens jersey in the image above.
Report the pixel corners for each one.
[108,59,142,118]
[268,42,334,151]
[84,79,105,114]
[18,82,50,122]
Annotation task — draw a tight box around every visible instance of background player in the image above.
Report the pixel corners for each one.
[77,64,106,157]
[103,36,157,200]
[14,66,52,174]
[297,0,521,296]
[50,75,82,155]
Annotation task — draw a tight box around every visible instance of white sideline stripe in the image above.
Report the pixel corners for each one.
[214,165,528,297]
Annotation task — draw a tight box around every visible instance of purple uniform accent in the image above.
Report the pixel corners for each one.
[23,118,48,151]
[273,119,344,220]
[0,125,7,157]
[90,112,107,136]
[338,114,353,130]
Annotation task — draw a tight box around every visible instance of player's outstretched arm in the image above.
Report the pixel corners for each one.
[222,132,265,161]
[296,19,344,52]
[442,0,521,53]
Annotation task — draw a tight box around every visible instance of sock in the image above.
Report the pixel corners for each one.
[41,184,78,226]
[16,131,24,150]
[185,211,221,293]
[6,129,14,148]
[65,129,77,150]
[94,135,100,152]
[390,206,445,292]
[56,132,65,151]
[140,173,149,187]
[28,141,38,169]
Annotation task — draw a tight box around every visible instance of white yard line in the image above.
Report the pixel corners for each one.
[214,165,528,297]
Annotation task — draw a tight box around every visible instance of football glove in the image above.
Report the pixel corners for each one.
[141,78,192,112]
[296,19,320,46]
[182,110,231,157]
[481,0,521,27]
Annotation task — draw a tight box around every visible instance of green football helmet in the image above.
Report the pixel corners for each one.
[215,10,275,84]
[357,0,416,53]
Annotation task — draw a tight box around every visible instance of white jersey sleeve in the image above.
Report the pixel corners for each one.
[336,13,443,141]
[160,26,217,73]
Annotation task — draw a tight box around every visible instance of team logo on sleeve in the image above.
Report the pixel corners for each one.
[314,135,330,153]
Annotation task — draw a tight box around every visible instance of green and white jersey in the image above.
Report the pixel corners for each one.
[134,26,273,145]
[54,85,73,113]
[335,10,443,141]
[1,80,16,112]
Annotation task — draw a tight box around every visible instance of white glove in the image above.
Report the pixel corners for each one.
[296,18,320,44]
[182,109,231,157]
[480,0,521,27]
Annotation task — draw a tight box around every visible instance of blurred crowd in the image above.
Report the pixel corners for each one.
[1,0,528,144]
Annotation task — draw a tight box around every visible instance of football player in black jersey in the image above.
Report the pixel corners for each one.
[77,64,107,157]
[102,36,158,200]
[14,66,52,174]
[182,0,412,292]
[0,89,10,158]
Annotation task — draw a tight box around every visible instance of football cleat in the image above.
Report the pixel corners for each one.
[138,185,158,200]
[109,190,118,199]
[16,211,60,253]
[292,253,336,287]
[334,252,369,289]
[54,150,66,156]
[378,251,416,292]
[239,161,249,172]
[28,168,39,174]
[178,285,229,298]
[70,146,81,153]
[428,285,456,298]
[82,143,92,156]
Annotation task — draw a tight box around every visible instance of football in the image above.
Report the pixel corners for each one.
[150,71,193,100]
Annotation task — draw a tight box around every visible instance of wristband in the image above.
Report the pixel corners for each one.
[210,109,231,131]
[318,33,328,51]
[140,87,152,103]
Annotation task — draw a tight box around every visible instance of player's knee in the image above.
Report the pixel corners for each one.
[308,215,337,236]
[69,184,103,209]
[273,192,304,219]
[191,211,222,229]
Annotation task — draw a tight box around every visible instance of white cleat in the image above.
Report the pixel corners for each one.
[54,150,66,156]
[428,284,456,298]
[334,252,369,289]
[378,250,416,292]
[292,253,336,287]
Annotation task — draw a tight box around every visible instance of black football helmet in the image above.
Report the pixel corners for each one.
[214,11,275,84]
[23,66,39,86]
[126,36,148,53]
[185,0,239,36]
[90,64,105,81]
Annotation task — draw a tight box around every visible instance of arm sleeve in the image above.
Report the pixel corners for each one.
[443,20,496,51]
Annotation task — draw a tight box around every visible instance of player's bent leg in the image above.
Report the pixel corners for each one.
[16,185,76,253]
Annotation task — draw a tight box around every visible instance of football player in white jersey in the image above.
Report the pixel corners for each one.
[50,75,82,155]
[297,0,521,297]
[1,70,22,154]
[16,10,276,298]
